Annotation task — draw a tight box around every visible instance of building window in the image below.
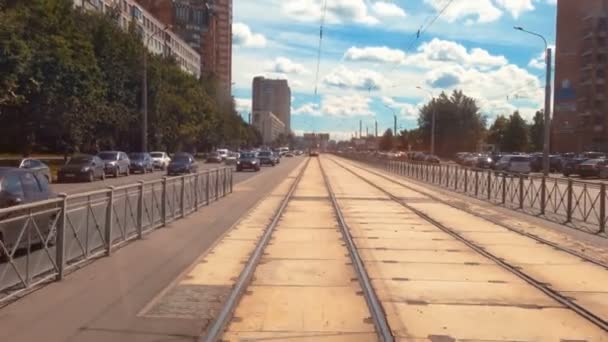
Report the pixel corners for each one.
[598,69,605,78]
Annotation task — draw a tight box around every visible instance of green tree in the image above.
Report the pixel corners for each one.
[502,111,529,152]
[486,115,509,151]
[379,129,394,151]
[418,90,486,157]
[529,110,544,152]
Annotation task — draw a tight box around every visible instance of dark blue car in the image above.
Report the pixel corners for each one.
[167,153,198,176]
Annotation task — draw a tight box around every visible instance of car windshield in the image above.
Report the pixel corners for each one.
[209,152,219,157]
[511,156,530,162]
[258,152,271,156]
[98,152,118,160]
[240,153,256,159]
[150,153,163,158]
[173,156,190,163]
[68,156,92,164]
[129,153,145,160]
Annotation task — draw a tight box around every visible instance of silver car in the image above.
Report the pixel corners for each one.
[98,151,130,177]
[495,155,532,174]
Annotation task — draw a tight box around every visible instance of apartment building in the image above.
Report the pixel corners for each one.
[252,111,286,145]
[252,76,291,133]
[73,0,201,78]
[553,0,608,152]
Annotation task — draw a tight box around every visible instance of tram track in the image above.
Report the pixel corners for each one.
[328,155,608,338]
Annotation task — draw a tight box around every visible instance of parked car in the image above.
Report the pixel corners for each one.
[425,155,440,164]
[236,152,260,172]
[129,153,154,174]
[98,151,130,177]
[167,153,198,176]
[224,152,239,165]
[57,155,105,182]
[600,163,608,179]
[150,151,171,170]
[206,152,223,163]
[258,151,277,166]
[0,167,56,259]
[216,149,229,161]
[578,159,607,178]
[0,158,52,184]
[285,152,295,157]
[562,157,589,177]
[495,155,532,174]
[475,155,494,169]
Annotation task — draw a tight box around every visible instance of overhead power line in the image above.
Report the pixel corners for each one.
[313,0,328,96]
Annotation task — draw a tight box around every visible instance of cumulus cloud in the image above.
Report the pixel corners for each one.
[293,103,322,116]
[266,57,308,74]
[423,0,502,24]
[344,46,407,64]
[234,98,251,114]
[495,0,535,18]
[381,97,421,120]
[528,45,555,69]
[233,23,267,48]
[371,1,406,17]
[324,65,386,91]
[323,94,374,117]
[282,0,378,25]
[410,38,508,70]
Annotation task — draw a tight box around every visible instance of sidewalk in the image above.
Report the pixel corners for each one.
[0,159,304,342]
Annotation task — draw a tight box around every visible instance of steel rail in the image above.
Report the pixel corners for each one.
[331,157,608,332]
[336,157,608,270]
[318,158,395,342]
[201,159,310,342]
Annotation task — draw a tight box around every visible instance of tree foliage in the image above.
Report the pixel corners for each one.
[502,111,529,152]
[379,129,394,151]
[418,90,486,157]
[0,0,258,154]
[529,110,544,152]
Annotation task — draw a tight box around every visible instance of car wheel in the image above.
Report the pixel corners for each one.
[88,171,95,183]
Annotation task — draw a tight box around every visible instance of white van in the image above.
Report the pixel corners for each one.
[216,149,229,160]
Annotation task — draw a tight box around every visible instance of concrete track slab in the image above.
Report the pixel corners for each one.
[364,262,521,282]
[359,248,492,264]
[263,241,347,259]
[253,259,356,286]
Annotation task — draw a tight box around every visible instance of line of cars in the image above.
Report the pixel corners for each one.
[455,152,608,178]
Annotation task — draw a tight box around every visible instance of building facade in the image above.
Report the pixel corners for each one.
[553,0,608,152]
[252,76,291,133]
[135,0,232,95]
[73,0,201,78]
[252,111,286,145]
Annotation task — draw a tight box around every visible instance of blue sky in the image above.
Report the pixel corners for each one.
[231,0,557,140]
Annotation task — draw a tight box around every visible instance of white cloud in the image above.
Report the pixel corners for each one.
[371,1,406,17]
[323,94,374,117]
[495,0,535,18]
[343,46,407,64]
[235,98,251,114]
[423,0,502,24]
[381,97,421,120]
[528,44,555,69]
[409,38,508,70]
[233,22,267,48]
[266,57,308,74]
[282,0,378,25]
[323,65,387,91]
[294,103,322,116]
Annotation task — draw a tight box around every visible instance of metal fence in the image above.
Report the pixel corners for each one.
[0,167,233,304]
[342,154,607,235]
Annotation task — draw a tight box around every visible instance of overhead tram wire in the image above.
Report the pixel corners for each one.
[313,0,328,96]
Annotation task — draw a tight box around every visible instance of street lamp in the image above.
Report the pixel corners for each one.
[383,104,397,135]
[142,25,171,152]
[416,86,437,156]
[515,26,552,176]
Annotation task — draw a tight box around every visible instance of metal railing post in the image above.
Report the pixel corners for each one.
[566,179,573,222]
[223,168,228,197]
[194,174,200,209]
[137,181,144,239]
[464,169,468,193]
[474,171,479,197]
[105,187,115,256]
[55,193,68,281]
[161,177,167,227]
[181,176,186,217]
[600,183,606,233]
[215,169,220,200]
[230,168,233,193]
[446,165,450,187]
[206,171,210,205]
[487,170,491,200]
[540,176,546,215]
[519,175,525,209]
[502,174,506,205]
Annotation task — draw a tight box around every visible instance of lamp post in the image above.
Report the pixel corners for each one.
[142,25,171,152]
[416,86,436,155]
[383,105,397,135]
[515,26,552,176]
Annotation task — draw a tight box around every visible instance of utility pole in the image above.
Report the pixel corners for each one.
[248,112,251,125]
[359,120,362,138]
[514,26,552,175]
[366,126,369,137]
[394,116,397,136]
[375,120,378,137]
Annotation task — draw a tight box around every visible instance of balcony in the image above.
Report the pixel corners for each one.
[582,48,594,57]
[597,78,606,85]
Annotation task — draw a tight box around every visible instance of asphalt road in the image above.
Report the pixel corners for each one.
[51,158,300,195]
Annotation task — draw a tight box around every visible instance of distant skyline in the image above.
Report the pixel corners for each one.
[231,0,557,140]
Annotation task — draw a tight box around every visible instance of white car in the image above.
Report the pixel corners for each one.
[495,155,532,174]
[216,149,229,161]
[150,151,171,170]
[224,152,239,165]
